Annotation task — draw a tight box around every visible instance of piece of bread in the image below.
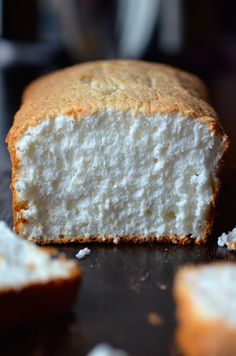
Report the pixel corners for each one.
[218,227,236,250]
[174,263,236,356]
[0,221,80,329]
[87,343,129,356]
[6,60,229,245]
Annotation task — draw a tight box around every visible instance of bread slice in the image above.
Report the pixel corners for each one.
[6,60,229,245]
[87,343,129,356]
[218,227,236,250]
[174,263,236,356]
[0,221,80,329]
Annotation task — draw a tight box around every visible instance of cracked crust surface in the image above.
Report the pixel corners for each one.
[6,60,226,146]
[6,60,229,244]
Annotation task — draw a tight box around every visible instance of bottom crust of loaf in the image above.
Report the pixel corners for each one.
[20,233,209,246]
[0,268,80,330]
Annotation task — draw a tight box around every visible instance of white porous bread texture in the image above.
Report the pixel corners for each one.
[0,221,78,289]
[0,221,80,329]
[174,263,236,356]
[10,113,226,244]
[218,227,236,250]
[6,60,229,245]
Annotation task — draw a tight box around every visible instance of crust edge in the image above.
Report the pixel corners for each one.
[0,266,81,330]
[174,263,236,356]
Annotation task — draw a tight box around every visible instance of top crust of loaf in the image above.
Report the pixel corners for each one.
[6,60,226,147]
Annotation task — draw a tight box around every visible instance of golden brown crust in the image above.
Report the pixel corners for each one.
[6,60,229,244]
[228,242,236,251]
[0,266,81,330]
[174,263,236,356]
[6,59,226,147]
[18,234,207,246]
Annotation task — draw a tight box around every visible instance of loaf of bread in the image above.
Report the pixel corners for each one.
[0,221,80,329]
[174,263,236,356]
[6,60,229,244]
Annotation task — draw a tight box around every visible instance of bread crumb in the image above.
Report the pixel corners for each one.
[87,343,129,356]
[76,247,91,259]
[218,227,236,251]
[159,283,167,290]
[148,312,164,326]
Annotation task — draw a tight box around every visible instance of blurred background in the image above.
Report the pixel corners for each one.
[0,0,236,172]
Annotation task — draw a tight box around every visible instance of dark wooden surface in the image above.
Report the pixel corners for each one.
[1,63,236,356]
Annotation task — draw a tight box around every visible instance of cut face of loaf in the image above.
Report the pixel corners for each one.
[174,263,236,356]
[0,221,80,329]
[6,60,229,244]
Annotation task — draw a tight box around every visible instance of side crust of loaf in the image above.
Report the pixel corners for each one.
[174,264,236,356]
[0,267,80,330]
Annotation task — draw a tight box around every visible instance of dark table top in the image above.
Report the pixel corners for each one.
[1,59,236,356]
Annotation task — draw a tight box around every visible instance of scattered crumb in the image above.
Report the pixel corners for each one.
[113,237,120,245]
[140,272,149,282]
[148,312,164,326]
[159,283,167,290]
[76,247,91,259]
[87,343,129,356]
[218,227,236,251]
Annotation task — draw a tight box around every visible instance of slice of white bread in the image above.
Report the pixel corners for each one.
[6,60,229,245]
[218,227,236,250]
[174,263,236,356]
[0,221,80,329]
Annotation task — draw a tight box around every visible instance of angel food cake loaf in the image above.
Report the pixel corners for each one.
[0,221,80,329]
[6,60,228,244]
[174,263,236,356]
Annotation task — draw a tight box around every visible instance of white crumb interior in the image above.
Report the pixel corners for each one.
[218,227,236,250]
[183,265,236,326]
[15,111,224,242]
[0,221,76,290]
